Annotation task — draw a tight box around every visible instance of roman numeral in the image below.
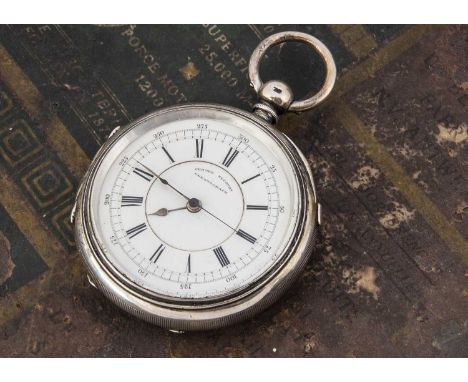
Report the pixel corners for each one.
[236,229,256,244]
[149,244,165,263]
[186,254,191,273]
[213,246,230,267]
[133,167,154,182]
[195,139,204,158]
[222,147,239,167]
[246,205,268,210]
[241,173,261,184]
[162,146,175,163]
[121,195,144,207]
[126,223,147,239]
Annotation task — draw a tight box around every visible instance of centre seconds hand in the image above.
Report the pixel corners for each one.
[136,160,237,232]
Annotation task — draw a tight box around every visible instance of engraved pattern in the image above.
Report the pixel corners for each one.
[0,119,42,166]
[0,82,77,251]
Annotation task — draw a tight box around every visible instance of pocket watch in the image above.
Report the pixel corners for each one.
[72,31,336,331]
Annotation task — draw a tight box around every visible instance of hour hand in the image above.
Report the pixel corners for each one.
[148,207,186,216]
[148,198,203,216]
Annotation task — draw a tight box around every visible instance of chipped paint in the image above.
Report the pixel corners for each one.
[436,123,468,145]
[355,266,380,300]
[412,171,421,179]
[350,165,380,189]
[411,171,430,192]
[303,334,317,353]
[342,266,381,300]
[398,143,419,159]
[453,202,468,223]
[379,202,415,229]
[310,157,333,189]
[322,251,339,266]
[0,231,14,285]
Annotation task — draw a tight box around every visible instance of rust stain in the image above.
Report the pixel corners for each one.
[179,62,200,81]
[0,231,14,285]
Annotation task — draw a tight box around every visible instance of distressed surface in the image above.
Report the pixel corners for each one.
[0,25,466,357]
[0,231,14,285]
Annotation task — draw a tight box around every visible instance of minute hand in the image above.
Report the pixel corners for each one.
[136,160,190,200]
[136,160,236,232]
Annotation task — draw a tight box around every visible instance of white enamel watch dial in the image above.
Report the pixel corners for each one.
[91,109,299,300]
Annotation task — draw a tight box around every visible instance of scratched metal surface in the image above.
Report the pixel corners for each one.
[0,25,467,357]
